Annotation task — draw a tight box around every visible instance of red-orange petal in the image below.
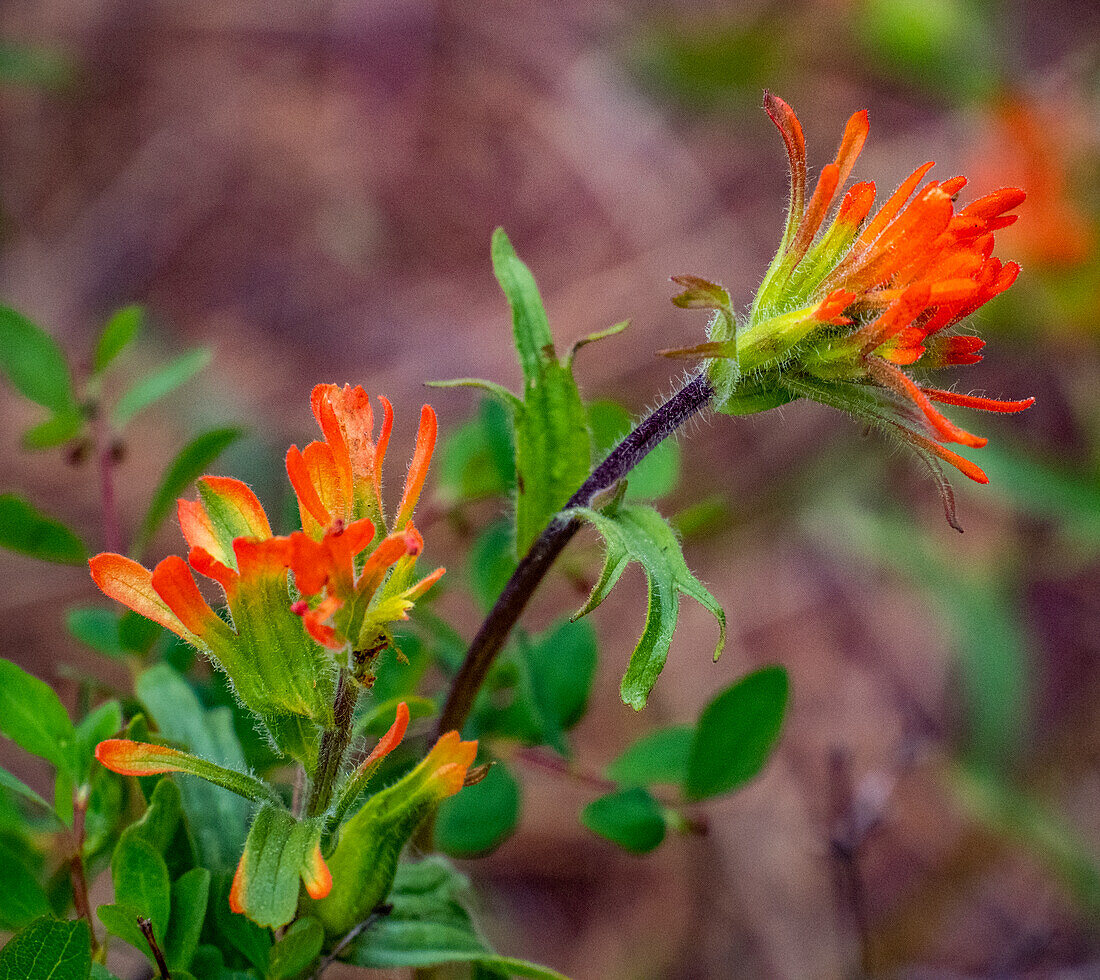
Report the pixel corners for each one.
[394,405,438,529]
[287,445,332,530]
[833,109,869,188]
[923,389,1036,413]
[95,739,187,776]
[198,476,272,539]
[764,92,807,245]
[151,555,234,639]
[89,553,190,640]
[301,844,332,900]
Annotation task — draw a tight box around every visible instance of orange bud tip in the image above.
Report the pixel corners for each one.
[302,845,333,899]
[229,851,247,914]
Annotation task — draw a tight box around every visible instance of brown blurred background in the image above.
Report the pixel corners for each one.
[3,1,1100,978]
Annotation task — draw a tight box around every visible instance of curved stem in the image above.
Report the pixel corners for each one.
[435,372,714,738]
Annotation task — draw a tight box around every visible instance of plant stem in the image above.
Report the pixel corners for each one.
[435,371,713,739]
[138,916,171,978]
[307,668,359,817]
[68,791,99,957]
[90,403,123,555]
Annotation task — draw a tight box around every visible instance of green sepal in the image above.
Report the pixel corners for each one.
[571,503,727,709]
[232,805,326,929]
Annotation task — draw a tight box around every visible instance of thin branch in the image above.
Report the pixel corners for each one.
[138,917,171,978]
[68,791,99,957]
[435,372,713,739]
[310,905,392,979]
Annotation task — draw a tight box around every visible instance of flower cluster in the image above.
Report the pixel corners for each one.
[90,385,443,761]
[668,94,1034,526]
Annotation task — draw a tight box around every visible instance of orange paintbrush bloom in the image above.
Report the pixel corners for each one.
[282,384,444,658]
[88,387,444,760]
[668,94,1034,527]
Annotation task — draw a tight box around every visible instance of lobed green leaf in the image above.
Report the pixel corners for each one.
[572,503,727,709]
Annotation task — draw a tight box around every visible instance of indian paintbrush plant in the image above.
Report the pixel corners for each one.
[0,94,1031,979]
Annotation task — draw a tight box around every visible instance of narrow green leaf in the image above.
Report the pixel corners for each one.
[581,787,666,854]
[490,229,592,554]
[0,765,55,815]
[605,725,695,788]
[93,305,142,374]
[110,835,171,941]
[211,873,272,972]
[566,318,629,368]
[268,916,323,978]
[0,840,52,930]
[135,665,250,869]
[572,504,727,709]
[0,495,86,565]
[435,761,520,858]
[0,659,77,774]
[22,410,83,450]
[111,348,211,429]
[133,426,243,555]
[165,867,211,971]
[490,227,554,383]
[426,377,524,414]
[0,307,75,414]
[0,916,90,980]
[685,666,788,800]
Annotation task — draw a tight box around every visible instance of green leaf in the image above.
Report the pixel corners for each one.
[588,401,680,501]
[0,307,75,414]
[92,305,142,374]
[0,496,86,565]
[74,701,122,784]
[605,724,694,788]
[0,916,91,980]
[111,348,211,429]
[685,666,788,800]
[0,42,73,90]
[468,520,517,614]
[0,765,56,815]
[164,868,211,971]
[435,761,520,858]
[518,618,597,754]
[110,835,171,942]
[89,965,120,980]
[342,857,567,978]
[572,503,727,709]
[0,839,52,930]
[0,659,77,775]
[581,786,666,854]
[95,904,149,959]
[124,778,183,855]
[489,228,592,555]
[435,399,515,504]
[135,665,250,869]
[133,426,243,555]
[65,609,124,659]
[211,873,271,973]
[22,410,83,450]
[232,805,323,929]
[268,916,323,979]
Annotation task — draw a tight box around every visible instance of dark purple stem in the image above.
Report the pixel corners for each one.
[434,372,714,738]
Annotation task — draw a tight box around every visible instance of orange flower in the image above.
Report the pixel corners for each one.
[668,94,1034,527]
[282,385,444,658]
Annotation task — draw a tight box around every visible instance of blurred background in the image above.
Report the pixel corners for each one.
[2,1,1100,977]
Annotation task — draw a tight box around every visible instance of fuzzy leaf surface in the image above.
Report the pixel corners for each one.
[572,503,727,709]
